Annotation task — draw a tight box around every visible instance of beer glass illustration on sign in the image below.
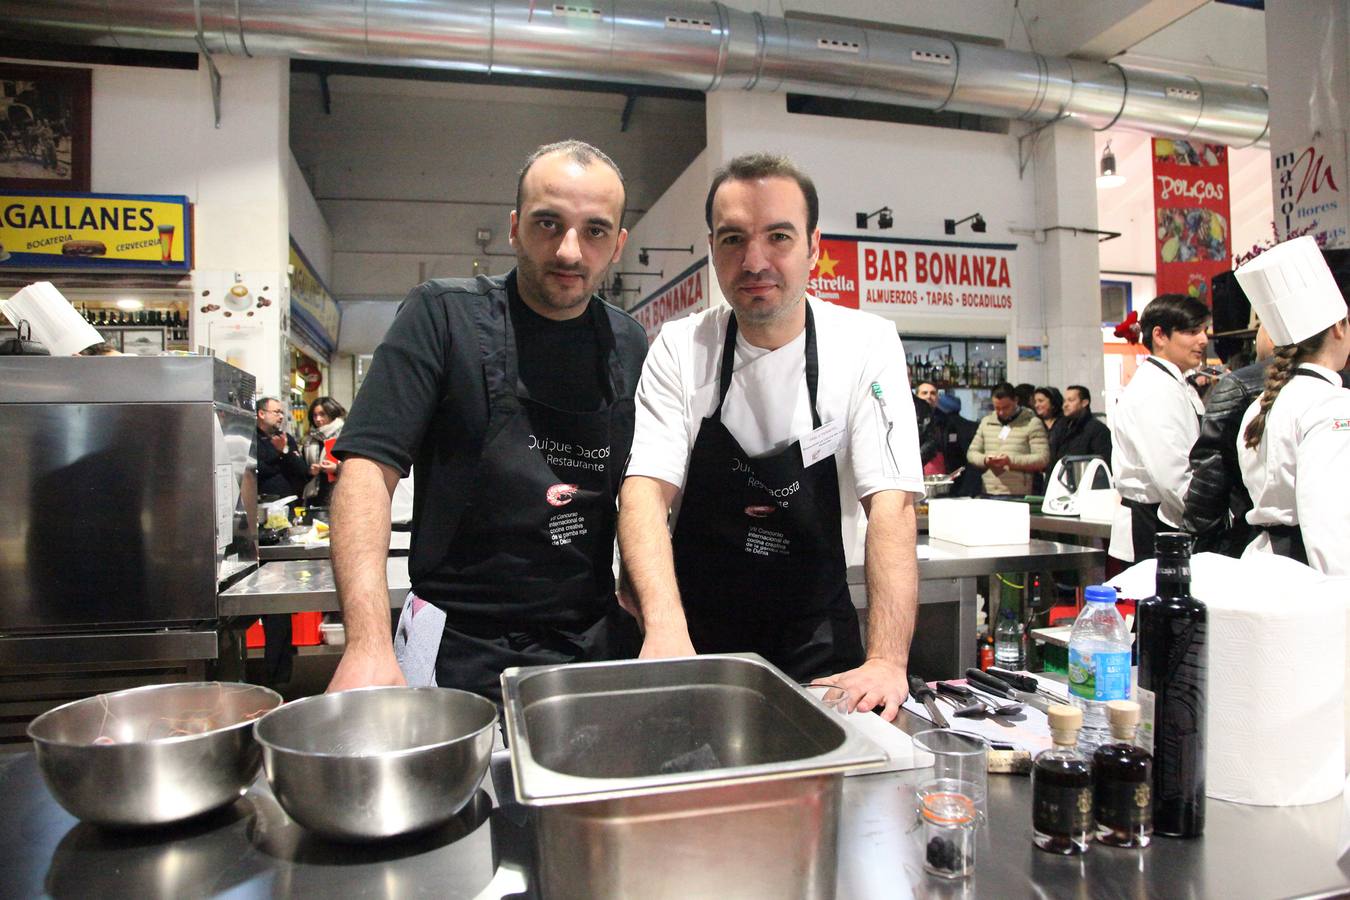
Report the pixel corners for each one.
[158,224,175,264]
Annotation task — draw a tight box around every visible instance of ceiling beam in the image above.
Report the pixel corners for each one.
[1020,0,1211,61]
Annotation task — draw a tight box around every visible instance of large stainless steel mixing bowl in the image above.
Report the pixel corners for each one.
[26,681,282,827]
[254,686,497,841]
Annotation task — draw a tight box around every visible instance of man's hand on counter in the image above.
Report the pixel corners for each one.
[327,646,407,693]
[821,657,909,722]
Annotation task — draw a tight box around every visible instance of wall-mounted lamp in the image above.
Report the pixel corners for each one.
[855,207,894,230]
[944,213,986,235]
[1097,141,1125,189]
[638,245,694,267]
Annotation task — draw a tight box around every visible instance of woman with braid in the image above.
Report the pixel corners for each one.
[1234,236,1350,575]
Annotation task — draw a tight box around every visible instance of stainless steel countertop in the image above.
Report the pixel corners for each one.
[5,711,1346,899]
[258,530,411,562]
[222,539,1105,618]
[1027,513,1113,541]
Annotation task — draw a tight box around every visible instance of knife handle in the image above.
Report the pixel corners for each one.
[965,668,1016,699]
[988,667,1040,692]
[936,680,974,699]
[908,675,934,700]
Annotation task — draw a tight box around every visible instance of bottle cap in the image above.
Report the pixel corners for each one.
[1155,532,1193,555]
[1047,704,1083,745]
[1084,584,1117,604]
[1105,700,1140,726]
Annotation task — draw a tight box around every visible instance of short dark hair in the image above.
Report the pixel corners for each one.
[308,396,348,429]
[1014,382,1035,407]
[515,140,627,227]
[991,382,1017,401]
[705,153,820,236]
[1140,293,1210,351]
[256,396,282,413]
[1066,384,1091,406]
[1034,386,1064,417]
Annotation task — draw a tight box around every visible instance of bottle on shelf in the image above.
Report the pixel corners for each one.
[1137,532,1207,838]
[1068,584,1132,755]
[994,575,1025,670]
[1093,699,1153,848]
[1033,704,1093,855]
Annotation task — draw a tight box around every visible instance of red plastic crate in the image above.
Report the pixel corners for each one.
[245,613,323,647]
[291,611,323,646]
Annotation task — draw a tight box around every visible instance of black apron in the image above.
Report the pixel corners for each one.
[670,305,864,681]
[1253,367,1338,566]
[1124,358,1203,561]
[428,297,639,698]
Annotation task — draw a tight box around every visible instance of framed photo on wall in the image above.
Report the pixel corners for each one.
[0,63,92,193]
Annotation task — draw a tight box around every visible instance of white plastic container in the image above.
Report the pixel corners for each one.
[928,499,1030,546]
[319,622,345,646]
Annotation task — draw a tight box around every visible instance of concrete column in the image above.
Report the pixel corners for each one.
[1032,122,1106,403]
[1265,0,1350,248]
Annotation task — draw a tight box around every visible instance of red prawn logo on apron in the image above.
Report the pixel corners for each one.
[744,505,777,518]
[546,483,580,507]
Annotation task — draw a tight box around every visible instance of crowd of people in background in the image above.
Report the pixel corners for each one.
[912,377,1112,499]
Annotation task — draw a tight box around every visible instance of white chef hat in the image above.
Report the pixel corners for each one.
[1234,235,1347,346]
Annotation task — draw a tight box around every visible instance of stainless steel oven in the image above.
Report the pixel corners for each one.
[0,356,257,740]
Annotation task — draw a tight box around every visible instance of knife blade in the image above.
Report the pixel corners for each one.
[908,676,949,728]
[965,668,1053,714]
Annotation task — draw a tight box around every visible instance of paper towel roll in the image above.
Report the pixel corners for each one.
[1113,553,1346,807]
[2,281,103,356]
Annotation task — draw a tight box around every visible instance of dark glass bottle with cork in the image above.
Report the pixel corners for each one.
[1032,704,1093,854]
[1093,699,1153,847]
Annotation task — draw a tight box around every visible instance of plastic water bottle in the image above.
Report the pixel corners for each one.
[994,607,1025,670]
[1068,585,1132,755]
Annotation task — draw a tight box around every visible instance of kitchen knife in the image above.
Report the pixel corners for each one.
[965,668,1052,713]
[908,676,949,728]
[987,667,1067,701]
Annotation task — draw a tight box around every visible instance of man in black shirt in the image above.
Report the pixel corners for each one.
[255,396,307,498]
[329,141,646,699]
[1049,384,1112,471]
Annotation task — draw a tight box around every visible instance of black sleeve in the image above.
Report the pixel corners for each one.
[1181,374,1247,547]
[1088,419,1113,467]
[281,434,309,486]
[333,284,450,476]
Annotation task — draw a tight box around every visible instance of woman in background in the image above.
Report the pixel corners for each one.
[303,396,347,509]
[1033,386,1064,492]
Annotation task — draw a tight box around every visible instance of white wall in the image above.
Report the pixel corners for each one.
[704,92,1057,384]
[11,53,296,396]
[288,152,333,285]
[618,149,710,311]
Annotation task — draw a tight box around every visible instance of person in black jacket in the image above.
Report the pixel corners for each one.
[936,393,982,497]
[256,396,308,498]
[1182,326,1275,555]
[1049,384,1112,470]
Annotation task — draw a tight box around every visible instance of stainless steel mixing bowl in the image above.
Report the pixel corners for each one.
[26,681,283,827]
[253,686,497,841]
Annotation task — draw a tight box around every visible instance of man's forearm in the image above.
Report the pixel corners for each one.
[331,457,399,654]
[616,476,687,636]
[861,490,919,669]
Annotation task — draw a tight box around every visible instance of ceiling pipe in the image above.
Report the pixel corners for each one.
[0,0,1269,147]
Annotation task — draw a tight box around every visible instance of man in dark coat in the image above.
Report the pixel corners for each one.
[1182,327,1275,556]
[256,396,308,498]
[1049,384,1113,471]
[936,393,982,497]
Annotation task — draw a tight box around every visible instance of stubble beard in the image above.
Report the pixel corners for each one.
[730,284,803,326]
[517,256,595,315]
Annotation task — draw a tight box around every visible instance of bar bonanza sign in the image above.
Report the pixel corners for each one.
[809,234,1016,316]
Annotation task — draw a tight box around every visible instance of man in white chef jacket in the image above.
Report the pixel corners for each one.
[617,153,925,721]
[1109,293,1211,563]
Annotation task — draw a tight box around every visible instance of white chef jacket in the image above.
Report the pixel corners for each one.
[627,297,925,565]
[1108,355,1205,561]
[1236,363,1350,576]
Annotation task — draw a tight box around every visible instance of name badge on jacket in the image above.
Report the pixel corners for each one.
[800,419,846,468]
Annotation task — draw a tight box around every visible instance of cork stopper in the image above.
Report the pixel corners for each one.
[1107,700,1141,741]
[1047,704,1081,746]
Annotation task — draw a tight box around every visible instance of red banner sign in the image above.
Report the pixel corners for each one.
[629,257,708,343]
[808,235,1016,316]
[1151,138,1231,304]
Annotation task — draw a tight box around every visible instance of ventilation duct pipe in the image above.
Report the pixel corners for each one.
[0,0,1269,147]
